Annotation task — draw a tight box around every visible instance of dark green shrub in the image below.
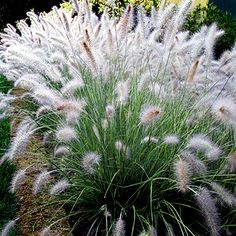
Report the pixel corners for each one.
[0,75,17,235]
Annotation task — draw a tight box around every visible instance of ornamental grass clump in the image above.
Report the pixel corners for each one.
[0,0,236,235]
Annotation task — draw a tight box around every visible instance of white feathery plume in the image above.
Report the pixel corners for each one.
[61,78,84,95]
[227,152,236,172]
[5,118,36,160]
[106,104,115,119]
[140,105,161,124]
[187,134,222,160]
[36,106,51,118]
[49,179,70,195]
[174,158,192,193]
[92,125,100,141]
[116,80,130,106]
[33,170,51,195]
[115,141,124,151]
[195,188,221,236]
[114,141,130,159]
[10,169,27,193]
[71,0,80,14]
[163,135,180,145]
[101,118,109,130]
[211,182,236,207]
[38,226,52,236]
[211,97,236,124]
[54,146,70,157]
[113,217,126,236]
[165,0,193,48]
[181,151,207,175]
[56,126,77,142]
[33,87,62,107]
[205,23,224,66]
[55,99,86,122]
[0,220,17,236]
[82,152,101,175]
[141,136,159,144]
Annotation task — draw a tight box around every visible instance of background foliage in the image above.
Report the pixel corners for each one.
[0,75,16,235]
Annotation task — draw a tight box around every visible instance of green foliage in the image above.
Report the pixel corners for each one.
[0,75,16,234]
[185,3,236,57]
[44,70,236,235]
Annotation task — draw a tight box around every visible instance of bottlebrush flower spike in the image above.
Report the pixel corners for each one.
[174,159,192,193]
[211,182,236,207]
[187,134,222,160]
[33,170,51,195]
[140,105,161,124]
[56,126,77,142]
[141,136,159,144]
[49,179,70,195]
[10,169,27,193]
[195,188,221,236]
[113,217,126,236]
[116,80,130,106]
[82,152,101,175]
[227,152,236,172]
[54,146,70,157]
[181,151,207,175]
[211,97,236,124]
[106,104,115,119]
[0,220,17,236]
[163,135,180,145]
[39,226,52,236]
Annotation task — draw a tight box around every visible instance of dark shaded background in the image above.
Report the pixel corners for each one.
[0,0,63,31]
[212,0,236,16]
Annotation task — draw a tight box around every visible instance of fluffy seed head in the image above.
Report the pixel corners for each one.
[33,170,51,195]
[61,78,84,95]
[211,97,236,124]
[227,152,236,172]
[54,146,70,157]
[140,105,161,124]
[39,227,52,236]
[116,80,130,105]
[195,188,221,236]
[163,135,180,144]
[10,169,27,193]
[187,134,222,160]
[141,136,159,144]
[181,151,207,175]
[113,217,126,236]
[211,182,236,207]
[0,220,16,236]
[174,159,192,193]
[82,152,101,175]
[56,126,77,142]
[106,104,115,119]
[49,179,70,195]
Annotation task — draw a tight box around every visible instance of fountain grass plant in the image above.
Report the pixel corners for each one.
[0,0,236,235]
